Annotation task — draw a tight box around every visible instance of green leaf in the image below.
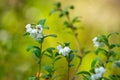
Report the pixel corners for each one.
[59,12,64,18]
[95,48,108,55]
[55,57,62,62]
[69,5,74,9]
[41,74,49,79]
[37,19,46,26]
[29,76,36,80]
[55,52,60,57]
[69,53,74,62]
[68,64,74,67]
[77,71,91,76]
[43,65,53,73]
[64,42,70,46]
[44,54,52,58]
[72,16,80,23]
[26,46,40,52]
[44,34,57,38]
[32,48,40,58]
[109,74,116,80]
[46,47,55,53]
[54,2,61,8]
[107,32,119,38]
[109,44,120,49]
[23,32,30,36]
[91,57,99,69]
[102,77,110,80]
[64,21,69,27]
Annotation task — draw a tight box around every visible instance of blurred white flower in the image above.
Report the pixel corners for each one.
[35,24,43,33]
[25,24,31,29]
[56,45,71,56]
[90,66,105,80]
[92,37,104,47]
[112,60,120,68]
[25,24,32,33]
[25,24,43,41]
[95,66,106,74]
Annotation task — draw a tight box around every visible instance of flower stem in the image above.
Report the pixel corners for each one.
[66,13,83,80]
[37,43,43,80]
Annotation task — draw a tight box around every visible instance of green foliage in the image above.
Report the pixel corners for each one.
[37,19,46,26]
[77,71,91,76]
[44,34,57,38]
[26,46,41,58]
[90,57,99,73]
[28,76,36,80]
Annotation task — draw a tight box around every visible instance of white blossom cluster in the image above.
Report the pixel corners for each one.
[92,37,104,47]
[90,67,106,80]
[56,45,71,56]
[25,24,43,41]
[112,60,120,68]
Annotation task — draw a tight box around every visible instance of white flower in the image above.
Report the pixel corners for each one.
[25,24,31,29]
[64,47,71,54]
[25,24,44,42]
[95,67,105,74]
[92,37,104,47]
[25,24,32,33]
[90,74,97,80]
[112,60,120,68]
[30,29,38,38]
[56,45,62,51]
[56,45,71,56]
[35,33,43,40]
[90,67,106,80]
[35,24,43,33]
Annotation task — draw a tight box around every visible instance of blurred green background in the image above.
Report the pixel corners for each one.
[0,0,120,80]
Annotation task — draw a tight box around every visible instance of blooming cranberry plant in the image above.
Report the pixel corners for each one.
[24,2,120,80]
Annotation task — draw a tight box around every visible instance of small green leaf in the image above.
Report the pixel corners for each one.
[64,42,70,46]
[54,2,61,8]
[109,74,116,80]
[29,76,36,80]
[107,32,119,38]
[77,71,91,76]
[43,65,53,73]
[69,53,74,62]
[109,44,116,49]
[95,48,108,55]
[109,44,120,49]
[102,77,110,80]
[46,47,55,53]
[23,32,30,36]
[69,5,74,9]
[32,48,40,58]
[55,52,60,57]
[68,64,74,67]
[41,74,49,79]
[59,12,64,18]
[37,19,46,26]
[64,21,69,27]
[44,54,52,58]
[44,34,57,38]
[91,57,99,69]
[72,16,80,23]
[26,46,40,52]
[55,57,62,62]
